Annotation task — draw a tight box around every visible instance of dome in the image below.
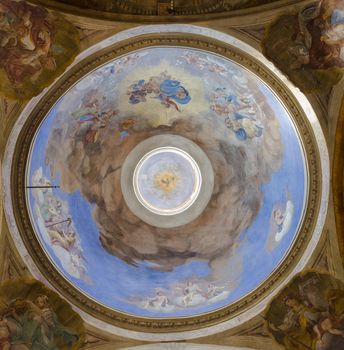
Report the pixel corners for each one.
[4,26,327,338]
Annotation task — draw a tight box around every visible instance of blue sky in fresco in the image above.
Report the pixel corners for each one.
[27,48,306,318]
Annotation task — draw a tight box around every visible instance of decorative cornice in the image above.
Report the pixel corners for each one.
[27,0,314,23]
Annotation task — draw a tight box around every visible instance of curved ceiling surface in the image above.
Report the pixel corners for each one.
[25,46,307,319]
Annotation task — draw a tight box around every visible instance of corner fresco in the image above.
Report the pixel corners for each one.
[26,47,306,318]
[0,0,79,100]
[0,278,84,350]
[263,0,344,93]
[265,271,344,350]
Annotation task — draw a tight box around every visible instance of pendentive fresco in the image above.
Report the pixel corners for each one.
[0,0,79,100]
[0,278,84,350]
[263,0,344,93]
[266,272,344,350]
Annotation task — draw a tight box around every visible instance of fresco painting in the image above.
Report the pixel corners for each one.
[128,72,191,112]
[26,47,306,317]
[265,190,295,251]
[263,0,344,93]
[266,272,344,350]
[0,278,84,350]
[0,0,79,100]
[134,280,231,312]
[31,168,89,282]
[209,87,263,140]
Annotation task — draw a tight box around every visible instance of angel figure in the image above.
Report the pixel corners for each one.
[206,283,226,299]
[272,199,294,243]
[144,289,170,310]
[265,192,295,251]
[180,281,205,307]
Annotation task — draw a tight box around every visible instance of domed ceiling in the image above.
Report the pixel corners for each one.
[25,46,306,315]
[7,29,326,334]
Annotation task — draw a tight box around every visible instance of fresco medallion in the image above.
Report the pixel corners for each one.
[133,146,202,216]
[121,134,214,228]
[17,44,315,327]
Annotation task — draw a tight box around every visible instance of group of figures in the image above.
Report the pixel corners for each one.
[31,168,87,281]
[0,0,55,84]
[108,51,148,75]
[128,71,191,112]
[178,50,265,142]
[178,51,228,75]
[68,89,140,153]
[266,272,344,350]
[70,89,119,147]
[264,0,344,92]
[0,0,78,99]
[209,87,263,141]
[290,0,344,70]
[137,280,230,312]
[0,279,83,350]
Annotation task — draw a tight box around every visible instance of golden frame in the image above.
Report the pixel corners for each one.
[11,33,322,332]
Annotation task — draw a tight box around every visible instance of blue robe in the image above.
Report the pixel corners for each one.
[159,80,191,104]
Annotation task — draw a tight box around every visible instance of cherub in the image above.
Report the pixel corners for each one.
[265,192,295,251]
[272,198,294,242]
[47,229,76,251]
[145,289,169,309]
[182,281,204,307]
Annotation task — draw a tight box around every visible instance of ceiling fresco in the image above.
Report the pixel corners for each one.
[25,46,307,319]
[262,0,344,93]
